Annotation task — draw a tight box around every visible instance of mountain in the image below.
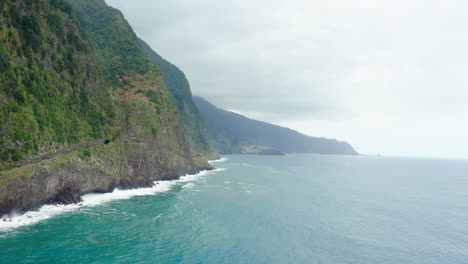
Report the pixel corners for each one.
[0,0,207,216]
[194,97,358,155]
[139,39,215,158]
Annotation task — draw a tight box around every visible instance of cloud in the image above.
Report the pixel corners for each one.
[106,0,468,158]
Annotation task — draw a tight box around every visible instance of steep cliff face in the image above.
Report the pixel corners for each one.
[0,0,205,216]
[139,39,216,159]
[0,0,117,170]
[66,0,201,168]
[0,139,200,216]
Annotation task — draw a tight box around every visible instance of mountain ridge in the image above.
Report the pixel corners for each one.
[194,96,358,155]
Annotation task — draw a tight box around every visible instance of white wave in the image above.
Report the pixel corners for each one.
[209,157,228,164]
[0,182,175,232]
[152,213,164,220]
[0,168,225,232]
[240,186,253,193]
[79,180,174,207]
[182,183,196,189]
[237,182,262,188]
[177,169,210,183]
[0,203,81,232]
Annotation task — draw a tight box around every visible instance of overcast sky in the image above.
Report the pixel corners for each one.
[106,0,468,158]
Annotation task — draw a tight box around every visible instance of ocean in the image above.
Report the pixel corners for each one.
[1,154,468,263]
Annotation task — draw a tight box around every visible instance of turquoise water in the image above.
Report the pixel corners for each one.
[1,154,468,263]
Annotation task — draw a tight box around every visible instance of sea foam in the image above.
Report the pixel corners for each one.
[209,157,228,163]
[0,168,224,232]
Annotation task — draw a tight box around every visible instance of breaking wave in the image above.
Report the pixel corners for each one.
[0,168,225,232]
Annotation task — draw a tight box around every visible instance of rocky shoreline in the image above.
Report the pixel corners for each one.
[0,142,213,218]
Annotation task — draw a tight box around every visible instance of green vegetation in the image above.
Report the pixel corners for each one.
[143,90,161,105]
[0,0,205,215]
[67,0,154,87]
[0,0,118,168]
[67,0,187,147]
[139,39,215,157]
[78,148,92,160]
[0,142,143,185]
[0,0,198,172]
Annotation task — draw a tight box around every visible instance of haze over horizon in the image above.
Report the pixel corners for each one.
[106,0,468,159]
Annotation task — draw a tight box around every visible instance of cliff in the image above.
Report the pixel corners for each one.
[0,0,207,216]
[139,39,216,159]
[0,0,117,169]
[194,97,358,155]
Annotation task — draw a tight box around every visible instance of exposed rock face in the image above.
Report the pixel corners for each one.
[0,139,209,216]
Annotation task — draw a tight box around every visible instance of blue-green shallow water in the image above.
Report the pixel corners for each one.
[1,154,468,263]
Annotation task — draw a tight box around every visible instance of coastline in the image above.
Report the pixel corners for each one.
[0,139,212,217]
[0,158,226,231]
